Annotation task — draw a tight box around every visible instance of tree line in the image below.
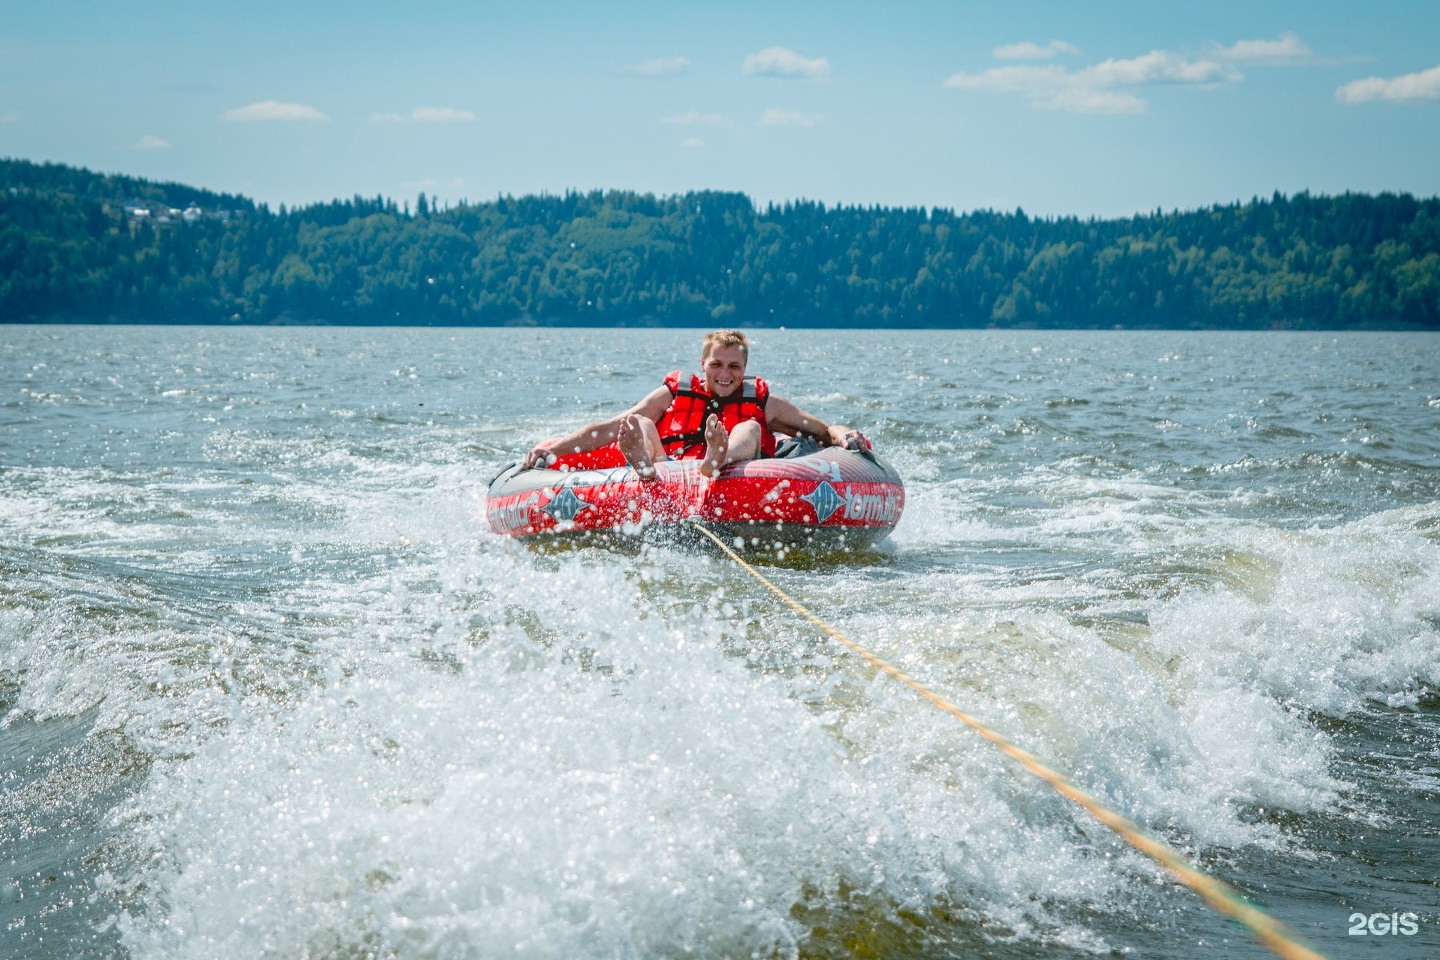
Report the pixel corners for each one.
[2,157,1437,329]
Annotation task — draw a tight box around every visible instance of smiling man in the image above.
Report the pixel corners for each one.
[522,330,867,479]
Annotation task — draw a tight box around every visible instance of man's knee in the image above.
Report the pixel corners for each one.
[728,421,762,461]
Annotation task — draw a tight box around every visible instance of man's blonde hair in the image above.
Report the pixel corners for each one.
[701,329,748,363]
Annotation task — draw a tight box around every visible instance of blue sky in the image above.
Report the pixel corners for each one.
[2,0,1437,217]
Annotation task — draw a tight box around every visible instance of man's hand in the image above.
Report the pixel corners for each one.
[522,445,555,470]
[827,425,869,451]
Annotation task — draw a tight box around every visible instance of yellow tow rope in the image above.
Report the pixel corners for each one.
[687,520,1330,960]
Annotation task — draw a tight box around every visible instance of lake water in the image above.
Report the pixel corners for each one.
[1,325,1438,960]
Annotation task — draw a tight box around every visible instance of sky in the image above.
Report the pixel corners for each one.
[2,0,1438,218]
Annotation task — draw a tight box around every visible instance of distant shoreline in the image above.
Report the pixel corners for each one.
[4,158,1438,332]
[8,319,1435,333]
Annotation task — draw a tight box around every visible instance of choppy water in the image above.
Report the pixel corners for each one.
[1,325,1438,960]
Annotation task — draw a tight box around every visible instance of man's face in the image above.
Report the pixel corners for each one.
[701,344,746,397]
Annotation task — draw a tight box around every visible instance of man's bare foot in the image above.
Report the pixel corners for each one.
[617,416,657,480]
[700,414,729,479]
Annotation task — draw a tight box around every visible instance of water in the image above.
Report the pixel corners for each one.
[1,325,1437,960]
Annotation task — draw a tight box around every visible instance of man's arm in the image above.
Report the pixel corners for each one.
[765,395,867,449]
[522,386,673,468]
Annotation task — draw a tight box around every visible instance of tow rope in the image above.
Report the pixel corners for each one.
[688,520,1330,960]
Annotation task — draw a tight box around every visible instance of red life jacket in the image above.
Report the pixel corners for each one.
[659,369,776,460]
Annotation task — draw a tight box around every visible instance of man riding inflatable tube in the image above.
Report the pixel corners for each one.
[522,330,868,479]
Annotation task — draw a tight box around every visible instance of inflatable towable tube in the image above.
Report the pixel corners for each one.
[486,442,904,551]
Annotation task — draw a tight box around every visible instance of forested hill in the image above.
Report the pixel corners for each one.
[3,157,1438,329]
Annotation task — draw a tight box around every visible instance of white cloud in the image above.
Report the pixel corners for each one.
[222,100,328,122]
[1083,51,1238,87]
[946,64,1064,94]
[663,109,725,126]
[759,107,818,126]
[371,108,479,123]
[994,40,1080,61]
[1046,86,1148,115]
[411,107,477,123]
[680,137,705,149]
[1221,32,1312,62]
[0,110,18,123]
[945,49,1239,114]
[134,134,171,150]
[1337,64,1440,103]
[622,56,690,76]
[742,46,829,79]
